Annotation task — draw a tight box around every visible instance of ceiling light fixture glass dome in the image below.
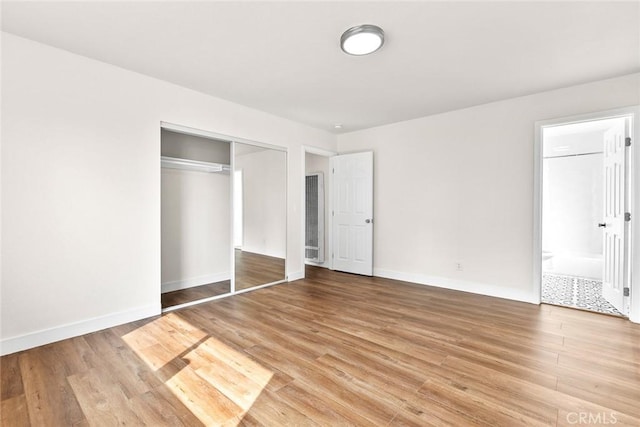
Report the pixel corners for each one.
[340,24,385,56]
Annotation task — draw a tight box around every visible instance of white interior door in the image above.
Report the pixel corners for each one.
[602,120,628,313]
[331,151,373,276]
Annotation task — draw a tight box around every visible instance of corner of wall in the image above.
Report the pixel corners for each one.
[287,271,305,282]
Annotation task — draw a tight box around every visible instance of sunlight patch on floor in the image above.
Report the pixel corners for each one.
[122,313,273,425]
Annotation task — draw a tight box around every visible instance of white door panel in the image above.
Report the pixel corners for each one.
[332,152,373,275]
[602,120,627,313]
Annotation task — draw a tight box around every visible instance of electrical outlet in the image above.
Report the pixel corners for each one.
[455,262,463,271]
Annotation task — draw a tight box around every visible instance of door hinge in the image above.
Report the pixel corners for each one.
[623,287,630,297]
[625,212,631,222]
[332,168,335,174]
[625,137,631,147]
[332,210,334,217]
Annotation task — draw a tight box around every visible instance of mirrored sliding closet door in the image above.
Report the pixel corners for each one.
[160,124,288,311]
[233,142,287,291]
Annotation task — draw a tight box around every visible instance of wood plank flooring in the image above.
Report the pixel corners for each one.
[2,266,640,426]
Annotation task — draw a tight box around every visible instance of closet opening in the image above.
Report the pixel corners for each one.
[160,122,289,312]
[160,127,232,310]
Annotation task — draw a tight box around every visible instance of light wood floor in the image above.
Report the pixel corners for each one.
[2,266,640,426]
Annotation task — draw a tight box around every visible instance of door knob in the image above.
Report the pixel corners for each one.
[598,223,607,228]
[365,219,372,224]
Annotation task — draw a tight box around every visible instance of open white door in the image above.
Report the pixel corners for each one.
[601,120,628,314]
[331,152,373,276]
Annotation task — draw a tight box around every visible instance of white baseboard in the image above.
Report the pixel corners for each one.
[161,272,230,293]
[630,303,640,324]
[305,260,330,269]
[373,268,538,304]
[287,270,304,282]
[0,303,160,356]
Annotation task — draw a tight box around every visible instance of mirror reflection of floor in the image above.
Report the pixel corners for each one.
[541,273,623,316]
[235,249,286,291]
[161,250,286,309]
[161,281,230,309]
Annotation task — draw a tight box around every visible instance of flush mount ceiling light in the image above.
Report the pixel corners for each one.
[340,24,385,56]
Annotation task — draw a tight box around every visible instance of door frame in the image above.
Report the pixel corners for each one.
[301,145,338,277]
[533,106,640,322]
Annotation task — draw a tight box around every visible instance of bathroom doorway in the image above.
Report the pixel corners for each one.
[540,116,631,316]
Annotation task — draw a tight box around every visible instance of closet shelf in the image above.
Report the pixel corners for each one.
[161,156,231,174]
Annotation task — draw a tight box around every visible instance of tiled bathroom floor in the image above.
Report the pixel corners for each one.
[542,273,623,316]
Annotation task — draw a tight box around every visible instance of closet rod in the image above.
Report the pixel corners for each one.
[161,156,231,174]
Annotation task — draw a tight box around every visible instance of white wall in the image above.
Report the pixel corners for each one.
[305,153,330,265]
[337,73,640,303]
[235,147,287,259]
[544,130,604,157]
[1,33,335,354]
[161,169,230,291]
[542,153,603,279]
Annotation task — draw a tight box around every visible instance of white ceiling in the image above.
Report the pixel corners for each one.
[2,1,639,134]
